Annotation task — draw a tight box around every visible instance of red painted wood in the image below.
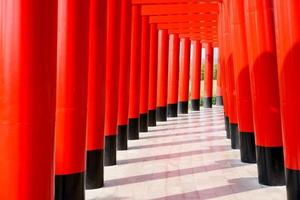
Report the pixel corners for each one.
[191,40,202,101]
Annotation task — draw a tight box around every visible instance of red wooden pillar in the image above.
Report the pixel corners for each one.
[117,0,132,150]
[139,16,150,132]
[245,0,285,186]
[104,0,121,166]
[0,1,57,199]
[224,0,240,149]
[148,24,159,126]
[86,0,107,189]
[156,29,169,121]
[55,0,90,199]
[274,0,300,197]
[167,33,180,117]
[204,43,213,108]
[128,5,142,139]
[219,4,230,138]
[231,0,256,163]
[191,40,202,111]
[178,37,191,114]
[216,62,223,106]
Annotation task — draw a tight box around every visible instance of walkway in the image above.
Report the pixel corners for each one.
[87,106,286,200]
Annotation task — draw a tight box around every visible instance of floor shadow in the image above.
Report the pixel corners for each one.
[156,117,225,127]
[151,177,262,200]
[104,159,247,188]
[142,128,225,140]
[129,136,226,150]
[149,124,225,133]
[117,145,231,165]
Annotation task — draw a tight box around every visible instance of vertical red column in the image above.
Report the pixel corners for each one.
[86,0,106,189]
[104,0,121,166]
[216,62,223,106]
[139,16,150,132]
[167,33,180,117]
[148,24,159,126]
[231,0,256,163]
[0,1,57,199]
[191,40,202,111]
[117,0,132,150]
[178,37,191,114]
[156,29,169,121]
[224,0,240,149]
[128,5,142,139]
[219,4,230,138]
[55,0,90,199]
[204,43,213,108]
[274,0,300,197]
[244,0,285,186]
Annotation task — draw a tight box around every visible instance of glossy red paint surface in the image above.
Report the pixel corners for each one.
[230,0,254,132]
[104,0,121,136]
[86,0,106,151]
[128,5,142,118]
[167,33,180,104]
[139,16,150,114]
[148,24,158,111]
[274,0,300,169]
[178,37,191,102]
[191,40,202,100]
[157,29,169,107]
[0,0,57,199]
[244,0,283,147]
[55,0,90,174]
[204,43,213,98]
[118,0,132,126]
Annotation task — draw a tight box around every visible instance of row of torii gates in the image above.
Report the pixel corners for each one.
[0,0,299,200]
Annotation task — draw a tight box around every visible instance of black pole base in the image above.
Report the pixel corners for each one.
[230,123,240,149]
[55,172,85,200]
[156,106,167,121]
[167,103,178,117]
[203,97,213,108]
[148,109,156,127]
[225,116,230,139]
[86,150,104,189]
[117,125,128,150]
[139,113,148,132]
[128,118,139,140]
[104,135,116,166]
[191,99,200,111]
[286,168,300,200]
[256,146,285,186]
[216,96,223,106]
[178,101,188,114]
[239,132,256,163]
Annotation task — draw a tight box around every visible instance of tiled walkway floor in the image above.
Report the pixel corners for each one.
[87,106,286,200]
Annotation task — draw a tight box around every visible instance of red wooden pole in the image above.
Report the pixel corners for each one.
[191,40,202,111]
[245,0,285,186]
[167,33,180,117]
[148,24,159,126]
[86,0,107,189]
[128,5,142,139]
[219,4,231,138]
[139,16,150,132]
[55,0,90,199]
[231,0,256,163]
[104,0,121,166]
[216,62,223,105]
[274,0,300,197]
[156,29,169,121]
[178,37,191,114]
[224,0,239,149]
[117,0,132,150]
[0,1,57,199]
[204,43,213,108]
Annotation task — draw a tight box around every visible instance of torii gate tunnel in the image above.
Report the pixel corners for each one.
[0,0,300,200]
